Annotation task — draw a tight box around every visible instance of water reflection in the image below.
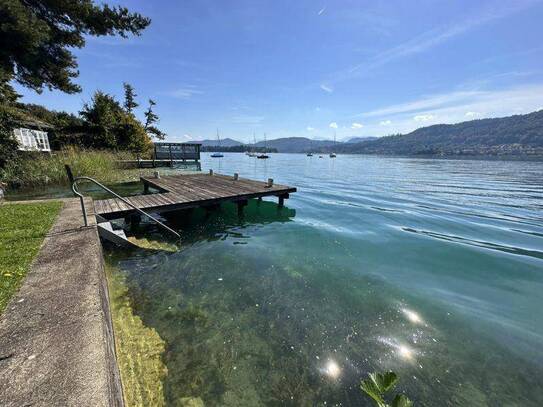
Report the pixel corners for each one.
[322,359,341,379]
[161,199,296,244]
[401,308,423,324]
[378,337,417,362]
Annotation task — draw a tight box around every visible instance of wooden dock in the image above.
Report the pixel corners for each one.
[94,173,296,219]
[117,159,201,169]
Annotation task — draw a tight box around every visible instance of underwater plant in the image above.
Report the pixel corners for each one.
[360,372,413,407]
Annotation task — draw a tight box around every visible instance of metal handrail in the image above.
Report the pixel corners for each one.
[72,176,180,239]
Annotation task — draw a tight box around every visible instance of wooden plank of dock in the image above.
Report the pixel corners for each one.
[94,173,296,219]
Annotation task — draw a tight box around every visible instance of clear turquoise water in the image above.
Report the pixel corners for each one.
[108,153,543,406]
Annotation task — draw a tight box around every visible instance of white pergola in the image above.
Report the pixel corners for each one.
[13,128,51,152]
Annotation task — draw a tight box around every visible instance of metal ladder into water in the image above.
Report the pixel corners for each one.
[71,176,180,247]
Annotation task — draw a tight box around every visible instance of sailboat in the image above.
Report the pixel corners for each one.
[329,131,337,158]
[257,133,269,159]
[246,132,257,157]
[306,138,313,156]
[211,129,224,158]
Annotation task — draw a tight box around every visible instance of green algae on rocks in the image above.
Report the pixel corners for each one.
[106,263,168,406]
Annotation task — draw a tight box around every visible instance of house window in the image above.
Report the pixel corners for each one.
[13,128,51,152]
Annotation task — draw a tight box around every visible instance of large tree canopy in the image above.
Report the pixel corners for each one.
[0,0,150,94]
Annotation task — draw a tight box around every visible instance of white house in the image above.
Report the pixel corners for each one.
[13,128,51,152]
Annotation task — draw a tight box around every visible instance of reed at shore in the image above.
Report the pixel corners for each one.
[1,148,149,189]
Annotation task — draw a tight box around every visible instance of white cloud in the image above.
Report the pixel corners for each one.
[307,126,315,131]
[170,86,203,99]
[351,122,363,129]
[380,120,392,125]
[318,7,326,16]
[329,122,338,129]
[355,83,543,138]
[320,84,334,93]
[360,83,543,124]
[413,114,435,122]
[166,133,193,143]
[360,90,481,118]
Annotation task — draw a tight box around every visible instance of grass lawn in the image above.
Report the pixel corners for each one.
[0,201,62,313]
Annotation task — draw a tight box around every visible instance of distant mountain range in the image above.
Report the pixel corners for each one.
[334,110,543,156]
[194,110,543,156]
[253,137,336,153]
[194,136,336,153]
[191,137,243,147]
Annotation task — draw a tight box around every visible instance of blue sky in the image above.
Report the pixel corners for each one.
[16,0,543,143]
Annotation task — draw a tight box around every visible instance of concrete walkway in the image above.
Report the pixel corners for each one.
[0,198,123,406]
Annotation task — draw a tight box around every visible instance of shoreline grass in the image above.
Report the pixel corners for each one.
[0,148,158,189]
[0,201,62,313]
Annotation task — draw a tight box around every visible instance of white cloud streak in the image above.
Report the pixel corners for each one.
[320,84,334,93]
[359,90,483,118]
[329,122,338,129]
[169,86,203,99]
[355,82,543,137]
[325,1,540,85]
[351,122,363,129]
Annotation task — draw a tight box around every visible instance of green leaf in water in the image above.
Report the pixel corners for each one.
[361,371,413,407]
[391,394,413,407]
[361,371,398,396]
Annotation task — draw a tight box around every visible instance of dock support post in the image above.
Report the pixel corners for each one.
[237,199,248,215]
[278,193,289,208]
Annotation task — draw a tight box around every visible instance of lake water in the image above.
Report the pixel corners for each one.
[106,153,543,406]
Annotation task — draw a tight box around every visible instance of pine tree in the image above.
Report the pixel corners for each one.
[144,99,166,140]
[123,82,138,113]
[0,0,150,94]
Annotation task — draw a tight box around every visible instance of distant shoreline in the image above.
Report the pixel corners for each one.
[202,151,543,162]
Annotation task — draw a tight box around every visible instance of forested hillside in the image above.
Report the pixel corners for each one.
[335,110,543,156]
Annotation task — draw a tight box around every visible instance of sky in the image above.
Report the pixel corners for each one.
[15,0,543,143]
